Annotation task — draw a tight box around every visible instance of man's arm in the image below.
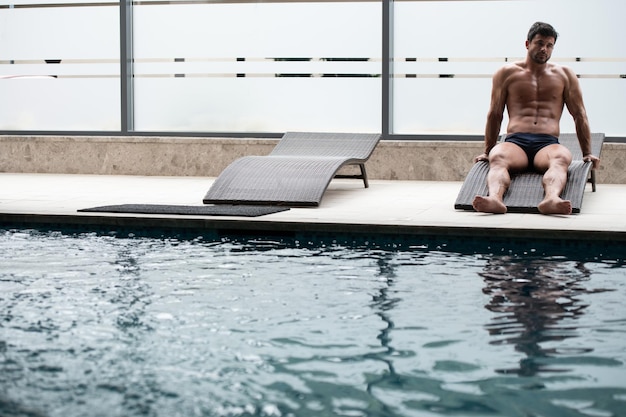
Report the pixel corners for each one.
[563,66,599,167]
[476,68,507,162]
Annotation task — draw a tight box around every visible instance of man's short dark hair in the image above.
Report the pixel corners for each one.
[527,22,558,42]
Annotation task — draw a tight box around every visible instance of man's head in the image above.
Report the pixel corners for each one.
[527,22,558,43]
[526,22,558,64]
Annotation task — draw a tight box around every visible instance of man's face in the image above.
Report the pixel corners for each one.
[526,34,556,64]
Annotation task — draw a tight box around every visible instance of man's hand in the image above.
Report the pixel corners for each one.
[474,153,489,163]
[583,154,600,169]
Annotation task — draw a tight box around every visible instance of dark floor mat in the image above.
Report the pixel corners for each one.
[78,204,290,217]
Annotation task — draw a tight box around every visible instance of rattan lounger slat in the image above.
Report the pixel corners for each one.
[204,132,381,207]
[454,133,604,213]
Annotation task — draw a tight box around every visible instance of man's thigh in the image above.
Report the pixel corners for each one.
[534,144,572,172]
[490,142,529,171]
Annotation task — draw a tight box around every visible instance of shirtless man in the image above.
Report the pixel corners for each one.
[472,22,600,215]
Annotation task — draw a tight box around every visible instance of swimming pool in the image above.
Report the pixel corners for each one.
[1,228,625,417]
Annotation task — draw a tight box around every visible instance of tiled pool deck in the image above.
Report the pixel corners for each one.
[1,173,625,242]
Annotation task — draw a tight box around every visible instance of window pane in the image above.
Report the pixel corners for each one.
[393,0,626,137]
[0,2,120,130]
[132,1,381,133]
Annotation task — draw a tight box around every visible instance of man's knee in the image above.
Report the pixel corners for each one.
[547,153,572,171]
[557,155,572,167]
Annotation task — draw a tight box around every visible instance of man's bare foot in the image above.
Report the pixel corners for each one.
[472,195,507,214]
[538,197,572,215]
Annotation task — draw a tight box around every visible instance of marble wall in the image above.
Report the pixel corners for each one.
[1,135,624,184]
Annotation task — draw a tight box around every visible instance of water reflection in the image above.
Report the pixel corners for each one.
[481,255,611,376]
[371,253,400,350]
[366,252,401,413]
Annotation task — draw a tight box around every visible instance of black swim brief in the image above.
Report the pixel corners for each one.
[505,133,559,163]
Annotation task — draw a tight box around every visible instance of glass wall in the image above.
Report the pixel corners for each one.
[0,0,120,131]
[133,0,381,133]
[393,0,626,137]
[1,0,625,137]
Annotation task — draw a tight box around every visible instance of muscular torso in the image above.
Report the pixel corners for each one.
[504,63,568,137]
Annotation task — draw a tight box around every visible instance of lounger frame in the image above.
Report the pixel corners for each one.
[204,132,381,207]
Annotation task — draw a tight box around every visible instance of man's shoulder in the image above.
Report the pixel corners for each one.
[497,61,573,77]
[497,61,525,74]
[493,62,524,82]
[546,62,574,76]
[502,61,524,69]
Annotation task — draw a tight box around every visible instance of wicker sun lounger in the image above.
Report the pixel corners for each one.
[454,133,605,213]
[203,132,381,207]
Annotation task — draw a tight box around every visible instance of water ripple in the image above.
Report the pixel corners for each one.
[1,229,625,417]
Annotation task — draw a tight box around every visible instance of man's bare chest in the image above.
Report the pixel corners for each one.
[508,74,565,102]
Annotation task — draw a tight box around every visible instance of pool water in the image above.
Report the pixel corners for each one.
[1,228,625,417]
